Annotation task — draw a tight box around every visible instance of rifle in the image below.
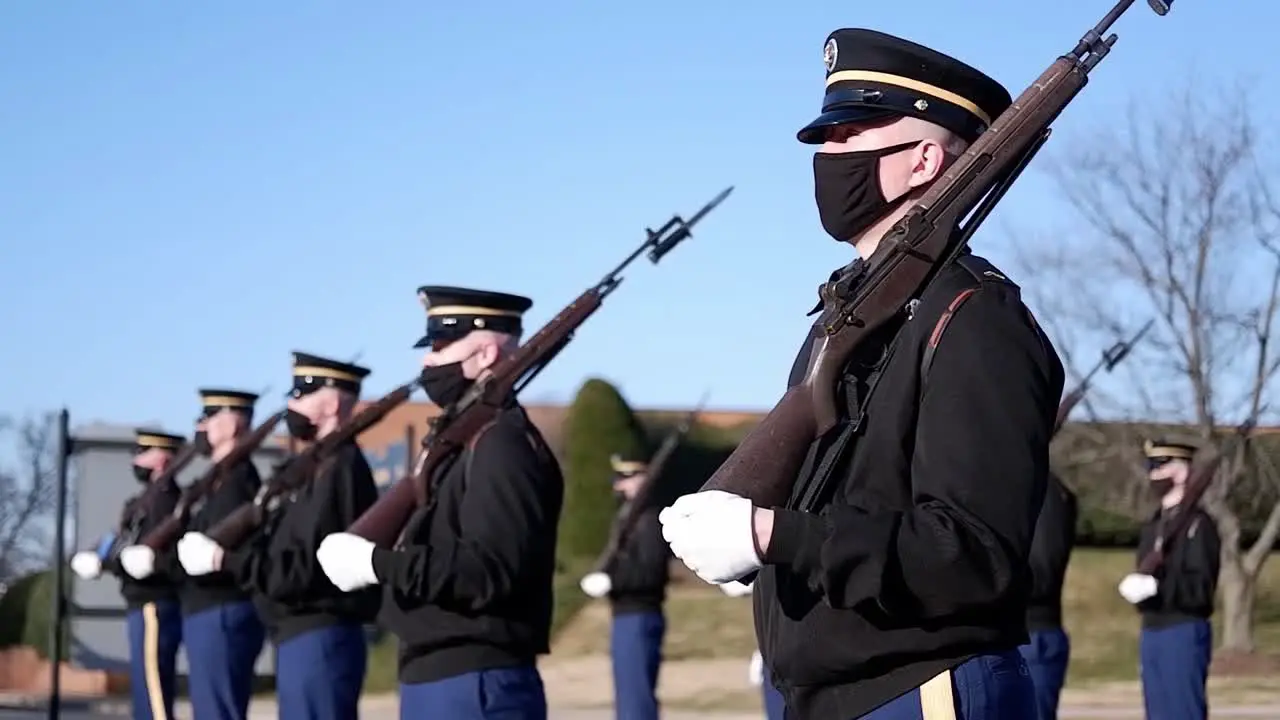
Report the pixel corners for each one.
[1053,319,1154,434]
[1136,419,1254,575]
[88,438,203,565]
[138,409,287,551]
[204,380,420,549]
[590,392,709,577]
[349,188,733,548]
[699,0,1175,509]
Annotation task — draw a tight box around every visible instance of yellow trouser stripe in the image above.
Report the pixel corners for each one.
[919,668,957,720]
[141,603,168,720]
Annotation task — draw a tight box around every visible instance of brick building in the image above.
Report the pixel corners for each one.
[270,400,766,488]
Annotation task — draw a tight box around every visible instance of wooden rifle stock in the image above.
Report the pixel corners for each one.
[701,0,1170,504]
[1135,422,1253,575]
[348,189,733,547]
[205,381,419,549]
[139,409,286,550]
[590,399,706,574]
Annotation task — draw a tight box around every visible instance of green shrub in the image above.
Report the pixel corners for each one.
[557,378,649,563]
[1076,504,1142,548]
[0,571,41,648]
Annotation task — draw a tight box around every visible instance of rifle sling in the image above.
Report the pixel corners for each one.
[792,326,908,513]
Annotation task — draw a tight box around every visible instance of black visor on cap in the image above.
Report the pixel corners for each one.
[797,106,899,144]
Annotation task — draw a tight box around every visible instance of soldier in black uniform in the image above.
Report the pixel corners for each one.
[120,389,267,720]
[316,286,564,720]
[177,354,380,720]
[659,29,1065,720]
[1018,472,1078,720]
[72,429,186,720]
[1117,439,1220,720]
[577,452,672,720]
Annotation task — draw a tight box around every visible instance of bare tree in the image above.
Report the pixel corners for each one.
[1022,86,1280,654]
[0,413,58,583]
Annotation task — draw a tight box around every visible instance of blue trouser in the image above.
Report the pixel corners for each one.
[276,623,368,720]
[1018,627,1070,720]
[182,601,266,720]
[1139,620,1211,720]
[609,611,665,720]
[859,650,1034,719]
[126,600,182,720]
[399,665,546,720]
[763,679,786,719]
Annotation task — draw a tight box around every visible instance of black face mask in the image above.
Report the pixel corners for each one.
[420,362,471,407]
[132,464,152,483]
[285,409,318,441]
[813,140,921,242]
[1150,478,1175,499]
[193,430,212,457]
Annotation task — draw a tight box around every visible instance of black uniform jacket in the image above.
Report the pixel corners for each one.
[168,459,262,616]
[1026,473,1078,632]
[108,478,183,608]
[607,507,671,616]
[753,254,1065,719]
[1135,505,1220,629]
[224,441,381,643]
[372,403,564,684]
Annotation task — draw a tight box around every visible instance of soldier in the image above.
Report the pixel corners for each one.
[316,286,564,720]
[175,354,380,720]
[71,429,186,720]
[716,581,786,720]
[1019,472,1077,720]
[578,452,672,720]
[1117,439,1220,720]
[119,389,267,720]
[657,29,1065,719]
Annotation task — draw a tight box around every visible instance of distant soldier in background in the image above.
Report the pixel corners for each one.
[1019,472,1078,720]
[177,354,380,720]
[71,429,186,720]
[119,389,267,720]
[316,286,564,720]
[579,452,672,720]
[1118,439,1220,720]
[715,580,786,720]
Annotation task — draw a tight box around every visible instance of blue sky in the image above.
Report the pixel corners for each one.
[0,0,1270,436]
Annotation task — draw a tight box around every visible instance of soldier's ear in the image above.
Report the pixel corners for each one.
[907,138,948,188]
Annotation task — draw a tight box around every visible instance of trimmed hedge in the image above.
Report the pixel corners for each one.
[557,378,649,563]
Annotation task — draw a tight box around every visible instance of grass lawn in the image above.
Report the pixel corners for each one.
[548,548,1280,687]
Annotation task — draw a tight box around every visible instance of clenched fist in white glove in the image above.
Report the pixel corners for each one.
[177,533,224,576]
[70,552,102,580]
[660,490,762,584]
[579,572,612,598]
[1118,573,1159,604]
[719,580,753,597]
[119,546,155,579]
[317,533,378,592]
[748,649,764,686]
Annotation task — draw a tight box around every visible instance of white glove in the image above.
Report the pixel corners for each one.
[659,490,762,584]
[317,533,378,592]
[119,546,155,579]
[748,650,764,687]
[70,551,102,580]
[719,580,753,597]
[1118,573,1159,604]
[177,533,223,576]
[579,572,612,598]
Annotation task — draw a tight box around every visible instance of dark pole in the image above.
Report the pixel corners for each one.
[48,409,71,720]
